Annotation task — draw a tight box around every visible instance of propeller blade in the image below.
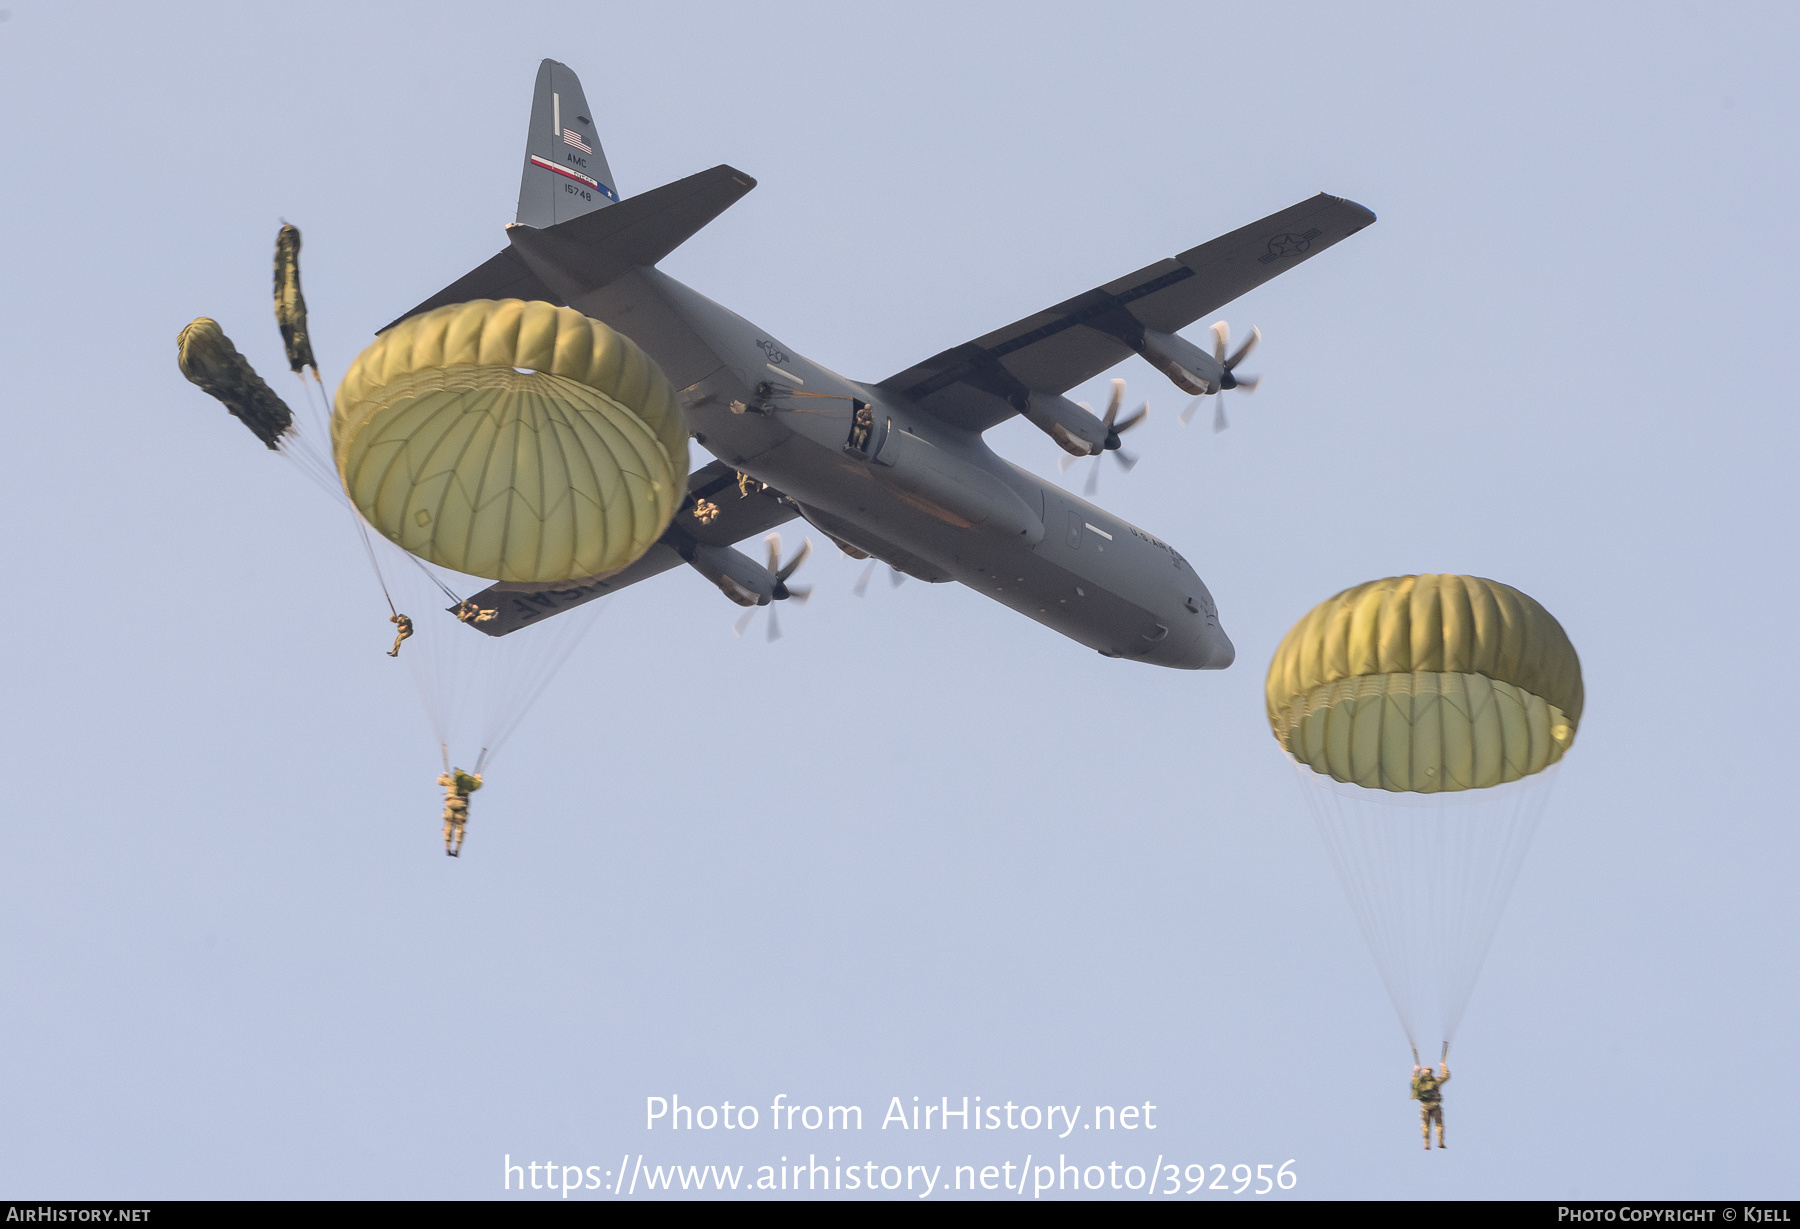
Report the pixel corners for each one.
[1113,401,1148,434]
[1180,397,1202,427]
[853,560,875,597]
[785,583,813,605]
[1225,326,1260,371]
[1233,374,1262,393]
[1084,457,1101,496]
[777,538,813,581]
[1103,379,1124,429]
[764,532,782,574]
[766,605,782,642]
[1213,399,1229,433]
[889,565,905,589]
[1114,448,1139,472]
[1057,451,1079,473]
[1210,321,1229,364]
[733,608,755,637]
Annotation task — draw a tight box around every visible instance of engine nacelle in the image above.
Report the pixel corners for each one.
[680,541,775,607]
[1018,391,1107,457]
[1131,327,1225,396]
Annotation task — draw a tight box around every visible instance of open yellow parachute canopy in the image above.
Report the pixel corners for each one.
[1266,575,1583,793]
[333,299,688,584]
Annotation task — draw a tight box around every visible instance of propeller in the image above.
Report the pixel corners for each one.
[853,559,906,596]
[1180,322,1261,432]
[732,533,812,641]
[766,532,812,601]
[1061,378,1147,495]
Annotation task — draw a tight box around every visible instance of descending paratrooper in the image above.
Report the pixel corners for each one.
[438,768,483,857]
[387,612,414,657]
[1268,575,1583,1146]
[1410,1063,1450,1149]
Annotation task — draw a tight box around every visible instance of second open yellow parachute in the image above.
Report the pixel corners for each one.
[333,298,688,584]
[1266,574,1582,793]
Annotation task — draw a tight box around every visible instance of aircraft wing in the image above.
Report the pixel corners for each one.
[881,192,1375,432]
[460,459,797,636]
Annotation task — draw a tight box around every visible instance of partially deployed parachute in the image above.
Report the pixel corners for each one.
[333,299,687,584]
[177,318,294,450]
[273,223,318,378]
[1268,575,1583,1055]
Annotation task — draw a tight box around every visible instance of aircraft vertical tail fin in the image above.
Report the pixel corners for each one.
[516,59,619,227]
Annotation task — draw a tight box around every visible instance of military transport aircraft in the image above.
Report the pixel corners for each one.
[387,59,1375,670]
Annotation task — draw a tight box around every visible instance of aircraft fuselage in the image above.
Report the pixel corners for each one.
[564,266,1233,670]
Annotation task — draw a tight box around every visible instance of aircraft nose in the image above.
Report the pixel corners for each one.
[1200,623,1235,670]
[1148,620,1234,670]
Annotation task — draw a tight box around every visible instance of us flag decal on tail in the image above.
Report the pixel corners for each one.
[563,128,593,154]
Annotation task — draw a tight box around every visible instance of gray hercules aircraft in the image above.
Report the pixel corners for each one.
[391,60,1375,669]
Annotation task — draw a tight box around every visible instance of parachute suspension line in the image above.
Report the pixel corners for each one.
[276,373,328,484]
[347,500,399,618]
[289,371,404,620]
[1307,767,1420,1050]
[392,572,606,785]
[1300,765,1420,1049]
[270,373,343,498]
[389,544,465,606]
[298,369,459,611]
[1297,759,1558,1054]
[476,595,604,766]
[1441,770,1555,1045]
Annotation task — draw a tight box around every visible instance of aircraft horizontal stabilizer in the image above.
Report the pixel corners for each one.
[506,165,756,302]
[381,165,757,332]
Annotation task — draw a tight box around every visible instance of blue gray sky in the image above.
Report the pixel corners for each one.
[0,0,1794,1200]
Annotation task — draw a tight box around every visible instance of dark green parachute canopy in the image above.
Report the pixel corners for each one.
[273,223,317,376]
[177,317,294,450]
